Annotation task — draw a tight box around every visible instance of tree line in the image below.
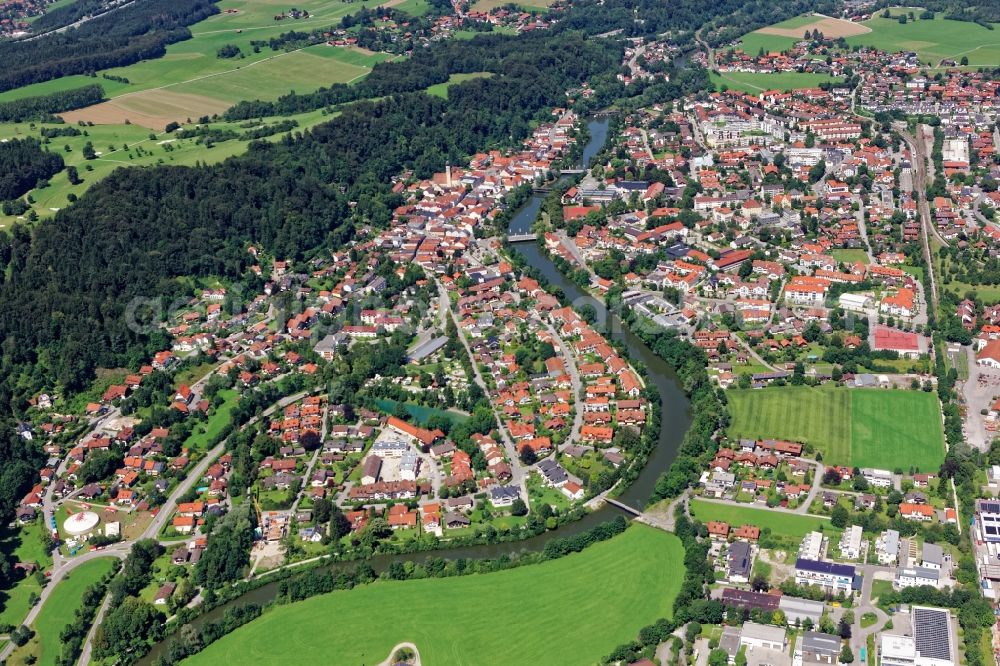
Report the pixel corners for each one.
[0,84,105,122]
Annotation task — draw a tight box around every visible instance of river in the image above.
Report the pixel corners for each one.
[142,118,691,661]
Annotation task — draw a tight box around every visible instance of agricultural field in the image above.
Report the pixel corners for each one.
[0,107,338,228]
[689,499,832,539]
[736,13,871,54]
[2,0,403,123]
[727,387,945,470]
[187,525,684,666]
[710,71,843,93]
[845,11,1000,66]
[12,557,117,666]
[63,45,391,128]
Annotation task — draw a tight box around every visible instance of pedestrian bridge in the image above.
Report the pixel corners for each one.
[507,233,537,242]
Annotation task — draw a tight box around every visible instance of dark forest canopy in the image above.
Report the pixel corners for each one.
[0,0,217,92]
[0,137,64,200]
[0,84,106,123]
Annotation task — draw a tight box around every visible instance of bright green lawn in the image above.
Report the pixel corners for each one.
[32,558,116,666]
[689,500,831,538]
[832,249,871,265]
[850,389,944,471]
[184,388,239,450]
[727,387,944,470]
[0,76,131,103]
[0,521,53,627]
[426,72,493,98]
[736,32,800,56]
[845,13,1000,66]
[187,525,684,666]
[710,71,842,93]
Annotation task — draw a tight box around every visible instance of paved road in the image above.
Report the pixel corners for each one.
[543,320,583,453]
[732,335,778,372]
[436,279,528,498]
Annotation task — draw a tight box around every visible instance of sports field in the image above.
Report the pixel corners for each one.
[727,387,945,470]
[26,557,116,666]
[187,525,684,666]
[689,500,831,538]
[846,11,1000,66]
[849,389,943,470]
[710,71,843,93]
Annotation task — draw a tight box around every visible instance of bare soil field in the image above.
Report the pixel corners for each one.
[757,16,871,39]
[62,90,232,129]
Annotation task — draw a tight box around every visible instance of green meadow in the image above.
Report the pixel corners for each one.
[846,12,1000,66]
[187,525,684,666]
[710,71,843,93]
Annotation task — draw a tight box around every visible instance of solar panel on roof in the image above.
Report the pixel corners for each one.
[913,607,951,661]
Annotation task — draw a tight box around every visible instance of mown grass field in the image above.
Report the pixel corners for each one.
[727,387,945,470]
[187,525,684,666]
[689,499,832,538]
[849,389,944,471]
[184,388,239,451]
[728,386,852,463]
[710,71,843,93]
[845,12,1000,66]
[18,557,116,666]
[832,249,871,265]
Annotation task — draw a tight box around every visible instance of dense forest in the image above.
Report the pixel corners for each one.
[0,0,217,92]
[0,83,105,122]
[0,137,64,200]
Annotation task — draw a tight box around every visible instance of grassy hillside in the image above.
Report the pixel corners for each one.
[187,525,684,666]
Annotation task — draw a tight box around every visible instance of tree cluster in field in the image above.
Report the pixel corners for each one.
[0,0,218,93]
[0,84,105,123]
[0,137,64,200]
